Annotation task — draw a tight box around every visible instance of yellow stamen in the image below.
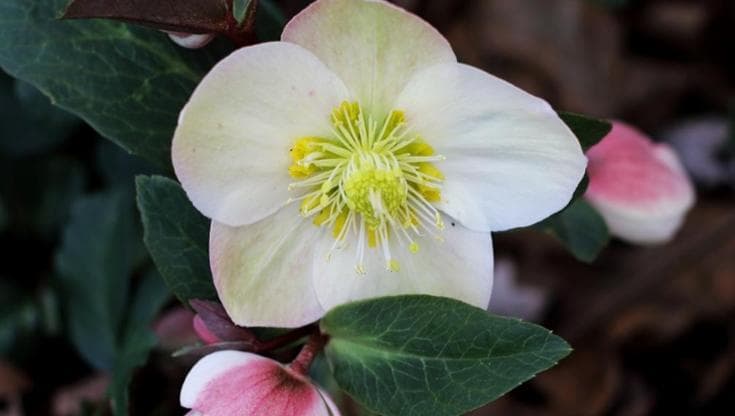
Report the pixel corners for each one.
[286,102,447,274]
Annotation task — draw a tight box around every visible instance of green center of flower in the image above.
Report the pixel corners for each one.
[287,101,445,274]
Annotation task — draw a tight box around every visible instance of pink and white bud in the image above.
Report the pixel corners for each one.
[585,121,695,244]
[180,350,340,416]
[166,32,215,49]
[192,314,221,345]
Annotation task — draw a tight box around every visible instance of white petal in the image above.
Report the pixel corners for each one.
[394,63,587,232]
[282,0,456,118]
[210,205,325,328]
[312,218,493,311]
[173,42,350,226]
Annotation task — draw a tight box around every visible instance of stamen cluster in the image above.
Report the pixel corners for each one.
[288,102,446,273]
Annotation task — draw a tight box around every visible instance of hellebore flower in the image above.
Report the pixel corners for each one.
[180,350,340,416]
[585,121,695,244]
[172,0,587,327]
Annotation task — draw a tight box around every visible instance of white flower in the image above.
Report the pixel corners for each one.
[585,121,695,244]
[172,0,586,327]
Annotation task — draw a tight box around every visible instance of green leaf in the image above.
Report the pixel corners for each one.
[233,0,253,25]
[0,0,228,168]
[559,112,612,151]
[55,191,136,370]
[0,74,80,157]
[0,157,85,236]
[109,269,170,415]
[255,0,286,41]
[321,295,571,416]
[136,175,216,303]
[541,199,610,263]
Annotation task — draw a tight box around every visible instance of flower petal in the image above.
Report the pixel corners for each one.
[166,32,215,49]
[393,63,587,232]
[173,42,350,226]
[282,0,456,118]
[585,122,695,244]
[312,218,493,312]
[210,205,324,328]
[180,351,335,416]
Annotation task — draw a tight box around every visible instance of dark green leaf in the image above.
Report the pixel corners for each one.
[559,112,612,151]
[136,175,216,303]
[321,295,571,416]
[63,0,230,34]
[255,0,286,41]
[572,174,589,201]
[0,157,85,236]
[109,269,170,415]
[0,0,228,168]
[0,74,80,157]
[233,0,253,25]
[541,199,610,263]
[55,191,136,370]
[95,140,159,194]
[0,282,39,355]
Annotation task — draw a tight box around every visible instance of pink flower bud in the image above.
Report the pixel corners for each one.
[585,121,695,244]
[180,350,340,416]
[192,314,221,345]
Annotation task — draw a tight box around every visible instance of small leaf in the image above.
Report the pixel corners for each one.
[255,0,286,41]
[541,199,610,263]
[559,112,612,151]
[109,269,170,415]
[321,295,571,416]
[232,0,253,25]
[63,0,230,34]
[55,191,136,370]
[0,0,230,168]
[136,175,217,303]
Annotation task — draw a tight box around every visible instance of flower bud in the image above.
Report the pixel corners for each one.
[180,350,340,416]
[585,121,695,244]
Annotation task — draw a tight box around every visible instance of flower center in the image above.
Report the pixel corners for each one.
[287,101,445,274]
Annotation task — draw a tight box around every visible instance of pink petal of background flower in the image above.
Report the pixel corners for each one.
[585,121,695,244]
[180,351,340,416]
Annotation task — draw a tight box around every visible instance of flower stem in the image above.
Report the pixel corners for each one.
[255,324,318,353]
[288,332,329,376]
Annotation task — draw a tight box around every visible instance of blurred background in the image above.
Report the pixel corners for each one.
[1,0,734,415]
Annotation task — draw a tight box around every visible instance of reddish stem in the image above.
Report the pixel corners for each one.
[288,332,329,376]
[254,324,317,353]
[224,0,259,47]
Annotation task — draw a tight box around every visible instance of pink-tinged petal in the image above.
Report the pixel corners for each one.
[282,0,456,118]
[210,205,324,328]
[180,351,339,416]
[393,62,587,232]
[585,121,695,244]
[312,216,493,312]
[192,315,221,345]
[167,32,215,49]
[173,42,350,227]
